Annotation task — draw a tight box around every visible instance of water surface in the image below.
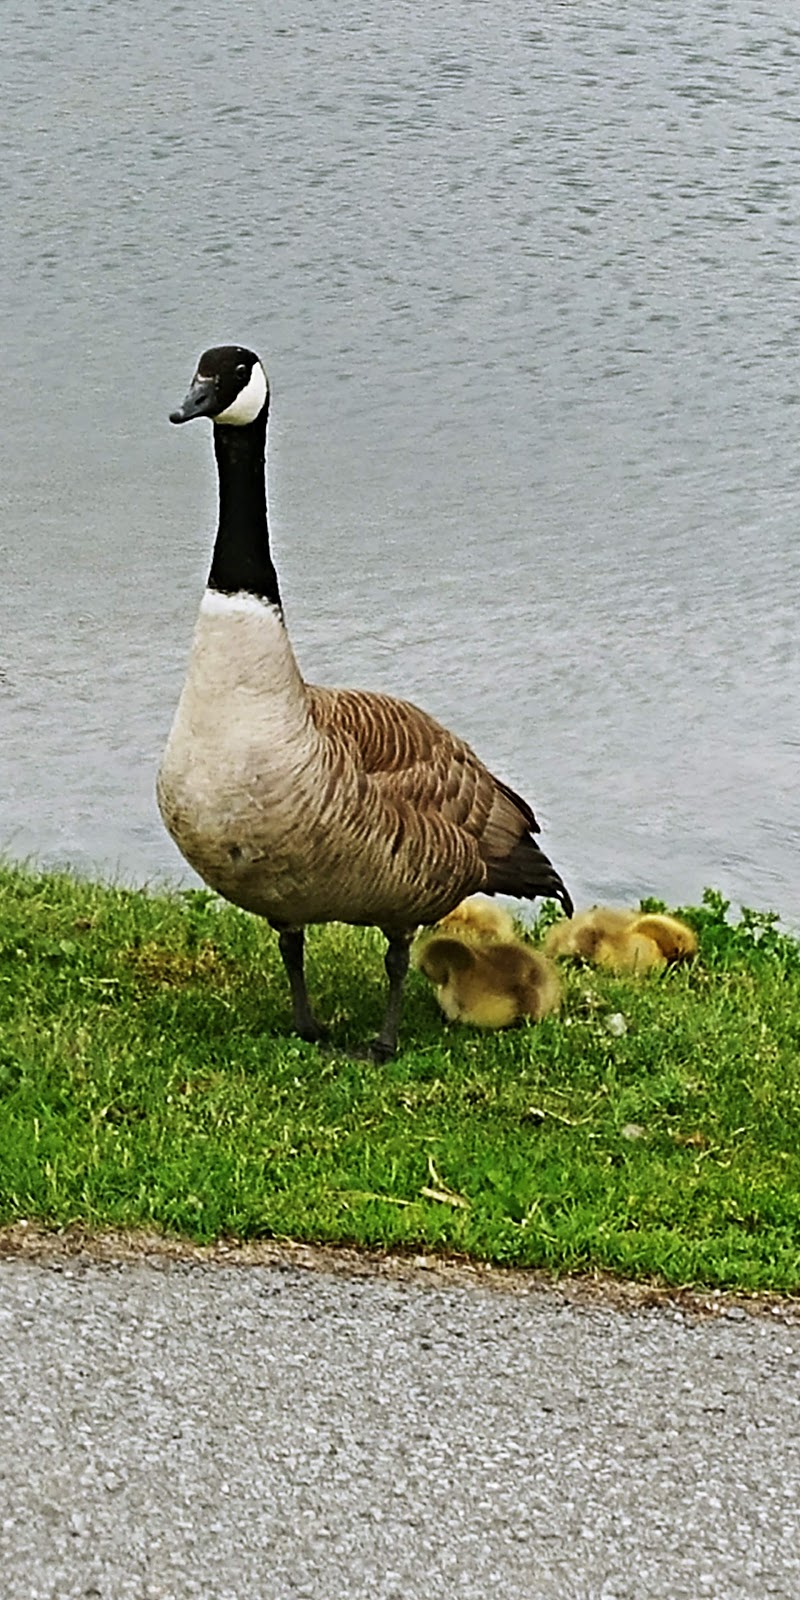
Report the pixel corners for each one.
[3,0,799,918]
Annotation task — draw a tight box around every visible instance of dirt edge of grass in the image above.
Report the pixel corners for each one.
[2,1221,798,1324]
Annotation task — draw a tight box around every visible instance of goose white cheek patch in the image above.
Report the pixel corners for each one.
[200,588,282,621]
[213,362,268,425]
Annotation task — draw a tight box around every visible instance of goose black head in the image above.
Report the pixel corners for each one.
[170,346,269,427]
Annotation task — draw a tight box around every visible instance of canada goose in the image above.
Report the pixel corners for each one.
[158,346,573,1058]
[543,907,697,973]
[414,919,561,1029]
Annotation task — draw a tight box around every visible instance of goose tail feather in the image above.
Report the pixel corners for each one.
[484,837,573,918]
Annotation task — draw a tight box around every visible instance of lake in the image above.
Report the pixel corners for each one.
[3,0,799,921]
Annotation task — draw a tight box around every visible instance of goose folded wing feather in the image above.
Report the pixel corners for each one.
[308,684,535,849]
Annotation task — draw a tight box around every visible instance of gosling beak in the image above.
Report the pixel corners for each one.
[169,374,218,424]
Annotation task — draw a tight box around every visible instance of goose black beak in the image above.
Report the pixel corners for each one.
[169,375,218,424]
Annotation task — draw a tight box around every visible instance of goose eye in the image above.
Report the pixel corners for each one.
[236,363,247,379]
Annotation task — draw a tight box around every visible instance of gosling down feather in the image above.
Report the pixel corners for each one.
[414,898,561,1027]
[429,896,518,945]
[157,346,573,1058]
[543,907,697,973]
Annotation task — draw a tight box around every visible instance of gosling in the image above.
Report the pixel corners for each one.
[543,907,697,973]
[414,897,561,1027]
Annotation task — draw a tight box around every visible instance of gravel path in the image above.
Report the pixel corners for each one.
[1,1250,798,1600]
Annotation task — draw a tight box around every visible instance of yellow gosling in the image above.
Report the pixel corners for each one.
[415,935,561,1028]
[632,913,698,963]
[543,906,697,973]
[434,896,517,944]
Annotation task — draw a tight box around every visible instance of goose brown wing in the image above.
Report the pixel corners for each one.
[307,686,533,841]
[306,686,572,914]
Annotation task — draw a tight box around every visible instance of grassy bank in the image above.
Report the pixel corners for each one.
[1,861,799,1293]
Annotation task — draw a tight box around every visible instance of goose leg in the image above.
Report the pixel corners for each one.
[274,926,326,1044]
[373,933,413,1062]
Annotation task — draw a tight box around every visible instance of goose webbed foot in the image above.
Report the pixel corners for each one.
[341,1037,397,1065]
[274,926,328,1046]
[368,1036,398,1065]
[296,1018,329,1046]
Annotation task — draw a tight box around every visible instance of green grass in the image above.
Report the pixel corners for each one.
[1,861,800,1293]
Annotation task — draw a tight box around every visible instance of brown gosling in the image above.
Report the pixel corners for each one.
[543,907,697,973]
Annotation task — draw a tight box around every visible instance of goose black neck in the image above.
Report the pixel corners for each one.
[207,413,282,608]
